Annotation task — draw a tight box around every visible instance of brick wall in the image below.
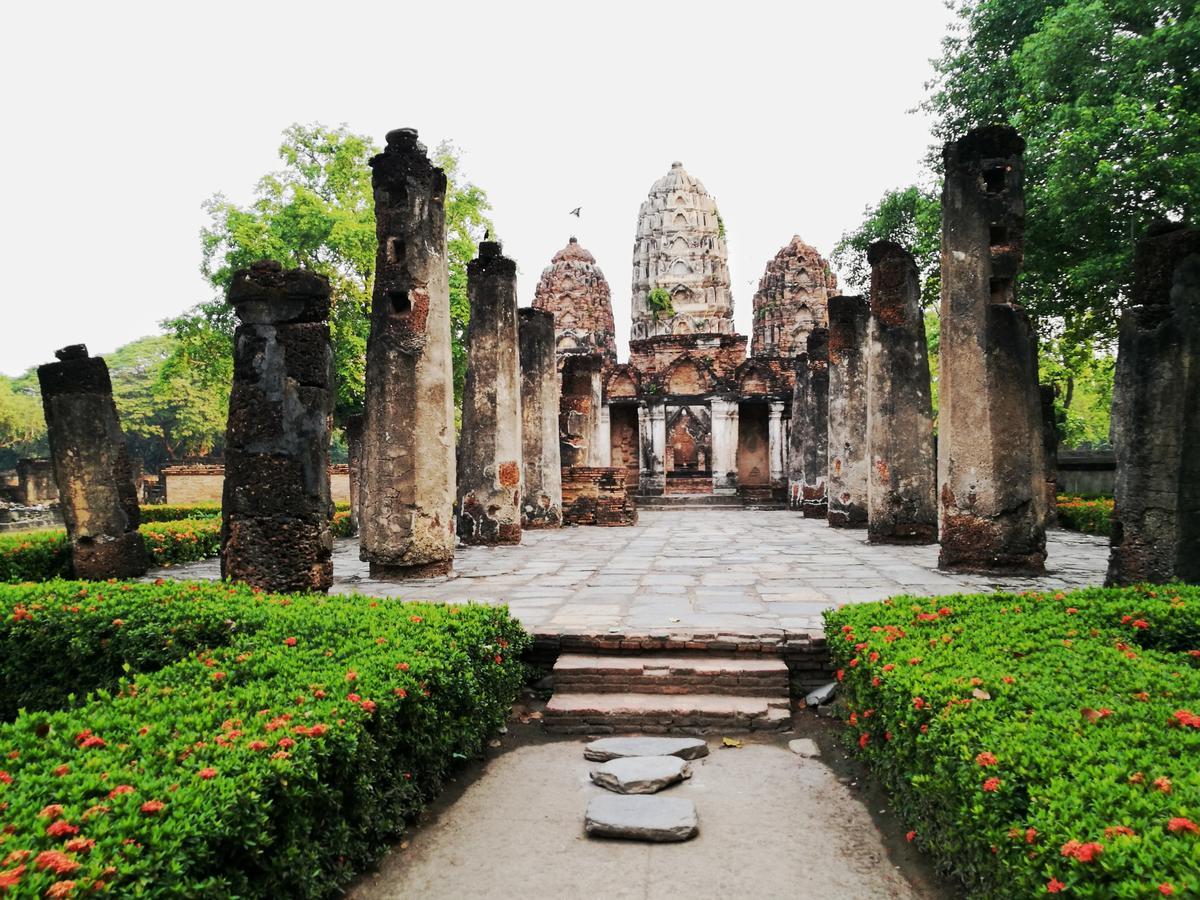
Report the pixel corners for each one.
[561,466,637,526]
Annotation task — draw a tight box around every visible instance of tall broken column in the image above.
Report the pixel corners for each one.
[937,125,1046,573]
[865,242,936,543]
[222,261,334,592]
[789,328,829,517]
[827,296,869,528]
[360,128,456,578]
[518,308,562,528]
[1107,223,1200,585]
[37,345,146,579]
[457,242,522,545]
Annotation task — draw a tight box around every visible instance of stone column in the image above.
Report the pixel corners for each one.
[767,400,786,491]
[593,402,612,467]
[865,242,937,543]
[639,399,666,494]
[937,125,1046,573]
[345,414,363,535]
[519,308,562,528]
[827,297,869,528]
[457,242,522,545]
[360,128,456,578]
[222,261,334,592]
[791,328,829,517]
[1107,223,1200,585]
[37,345,146,579]
[1039,385,1060,527]
[709,397,739,495]
[560,355,603,467]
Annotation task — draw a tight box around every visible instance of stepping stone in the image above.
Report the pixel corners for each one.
[590,755,691,794]
[788,738,820,758]
[584,736,709,762]
[584,794,698,842]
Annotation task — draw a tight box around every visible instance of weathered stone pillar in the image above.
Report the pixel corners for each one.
[560,355,603,467]
[345,414,363,535]
[767,400,786,491]
[37,345,146,579]
[360,128,456,578]
[790,328,829,517]
[865,242,937,543]
[518,308,562,528]
[1107,223,1200,585]
[827,296,869,528]
[1039,385,1060,527]
[937,125,1046,573]
[457,242,522,545]
[638,401,666,494]
[221,261,334,592]
[709,397,739,495]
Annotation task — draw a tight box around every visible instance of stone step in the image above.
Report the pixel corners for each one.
[544,692,792,734]
[553,653,789,697]
[636,494,743,508]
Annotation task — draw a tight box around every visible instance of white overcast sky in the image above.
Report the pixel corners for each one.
[0,0,954,376]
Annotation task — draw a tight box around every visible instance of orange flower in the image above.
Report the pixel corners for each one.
[982,777,1001,792]
[33,851,80,875]
[45,880,76,898]
[197,767,217,780]
[63,838,93,854]
[905,830,916,842]
[1167,817,1199,834]
[140,800,164,815]
[1154,777,1173,794]
[45,821,79,838]
[1160,884,1175,896]
[1047,878,1066,893]
[975,752,998,767]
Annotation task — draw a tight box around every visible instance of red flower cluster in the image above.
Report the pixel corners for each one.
[1170,710,1200,728]
[982,777,1001,792]
[1061,840,1104,862]
[975,751,998,767]
[1167,817,1199,834]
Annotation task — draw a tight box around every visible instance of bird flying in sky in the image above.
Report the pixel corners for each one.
[569,207,581,217]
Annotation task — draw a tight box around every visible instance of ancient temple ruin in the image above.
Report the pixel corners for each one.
[221,261,334,592]
[518,308,563,528]
[1107,223,1200,585]
[826,296,869,528]
[359,128,456,577]
[937,125,1047,573]
[751,236,836,357]
[865,242,937,543]
[37,345,146,579]
[788,328,829,517]
[457,241,523,545]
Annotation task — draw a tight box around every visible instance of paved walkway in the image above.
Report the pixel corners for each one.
[348,736,938,900]
[152,510,1108,635]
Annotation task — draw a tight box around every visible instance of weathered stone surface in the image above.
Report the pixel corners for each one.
[631,162,733,341]
[561,467,637,527]
[345,414,363,536]
[804,682,837,708]
[560,355,605,468]
[532,237,616,365]
[518,308,562,528]
[788,738,820,758]
[584,736,709,762]
[1108,223,1200,585]
[751,236,836,357]
[457,241,522,546]
[360,128,456,578]
[222,260,334,593]
[789,329,829,517]
[1040,385,1061,527]
[584,794,698,842]
[37,346,146,580]
[15,458,57,505]
[938,125,1047,573]
[827,296,869,528]
[865,242,936,543]
[590,755,692,794]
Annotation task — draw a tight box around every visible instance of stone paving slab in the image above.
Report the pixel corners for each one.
[147,510,1109,635]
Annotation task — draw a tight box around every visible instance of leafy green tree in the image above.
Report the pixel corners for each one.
[0,375,47,467]
[831,186,941,309]
[174,123,493,428]
[924,0,1199,342]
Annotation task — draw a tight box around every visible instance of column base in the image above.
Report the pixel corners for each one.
[368,559,453,580]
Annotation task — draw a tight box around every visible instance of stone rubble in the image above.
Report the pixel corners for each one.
[584,794,699,842]
[584,736,710,762]
[589,755,692,794]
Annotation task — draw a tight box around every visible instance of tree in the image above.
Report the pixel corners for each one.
[924,0,1199,343]
[830,186,941,309]
[173,123,494,427]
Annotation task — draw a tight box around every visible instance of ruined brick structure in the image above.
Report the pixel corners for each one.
[457,242,522,545]
[937,125,1047,573]
[518,308,562,528]
[37,345,146,579]
[826,297,869,528]
[360,128,456,578]
[751,236,836,357]
[221,261,334,592]
[1107,223,1200,585]
[561,467,638,526]
[532,237,617,364]
[865,242,936,543]
[15,458,58,506]
[787,328,829,516]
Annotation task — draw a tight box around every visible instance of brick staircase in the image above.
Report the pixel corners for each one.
[545,652,793,735]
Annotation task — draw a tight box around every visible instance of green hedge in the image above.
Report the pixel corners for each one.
[0,581,528,897]
[1056,495,1114,536]
[826,586,1200,898]
[138,503,222,523]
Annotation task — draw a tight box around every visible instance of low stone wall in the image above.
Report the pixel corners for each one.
[561,466,637,527]
[1056,450,1115,497]
[163,464,351,505]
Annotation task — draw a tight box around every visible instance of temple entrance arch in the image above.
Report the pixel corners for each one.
[737,400,770,490]
[664,404,712,494]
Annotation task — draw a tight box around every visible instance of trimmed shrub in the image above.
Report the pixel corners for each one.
[0,581,528,897]
[137,504,222,523]
[1055,494,1113,536]
[826,586,1200,898]
[140,519,221,568]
